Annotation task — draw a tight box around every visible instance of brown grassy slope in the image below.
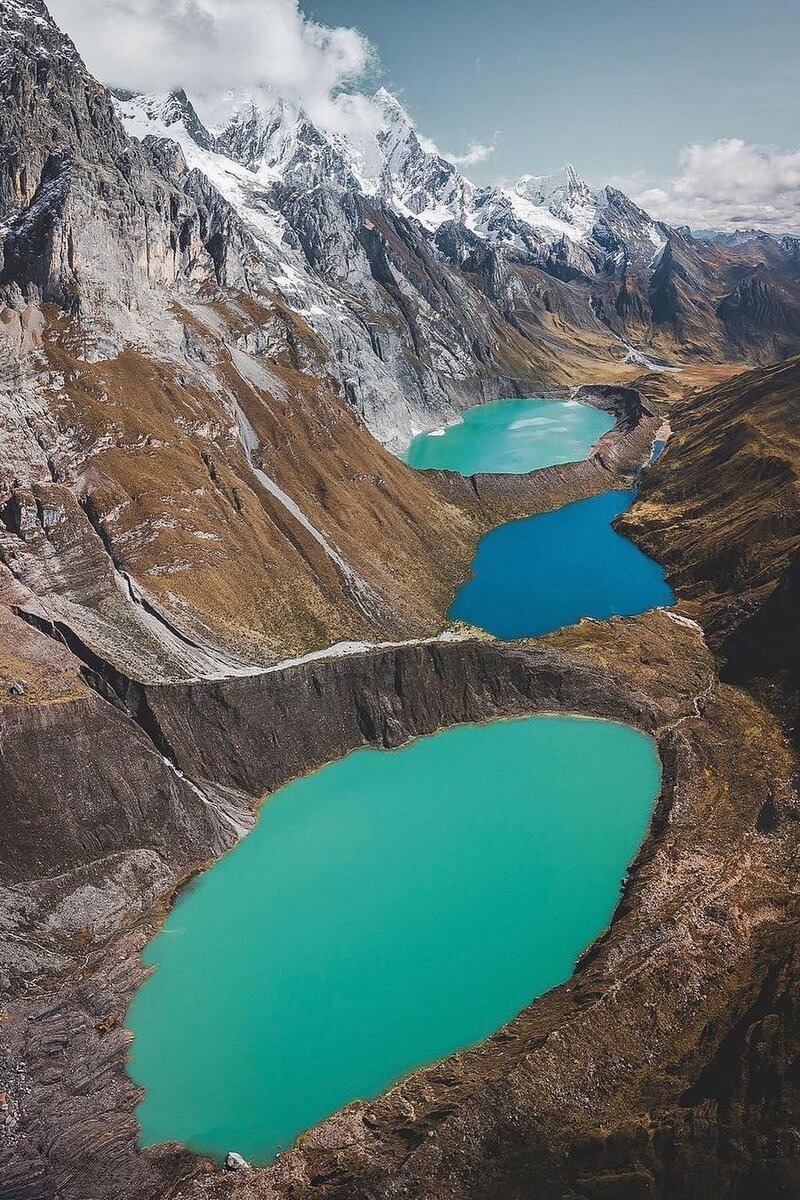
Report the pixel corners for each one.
[42,297,483,662]
[622,354,800,726]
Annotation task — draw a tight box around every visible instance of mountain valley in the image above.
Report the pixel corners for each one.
[2,1,800,1197]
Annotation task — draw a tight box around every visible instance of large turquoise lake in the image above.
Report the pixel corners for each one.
[404,397,613,475]
[128,716,660,1164]
[450,489,674,639]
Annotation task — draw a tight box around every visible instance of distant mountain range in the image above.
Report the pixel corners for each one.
[101,83,800,447]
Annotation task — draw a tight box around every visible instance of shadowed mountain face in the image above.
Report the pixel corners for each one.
[623,355,800,731]
[717,266,800,360]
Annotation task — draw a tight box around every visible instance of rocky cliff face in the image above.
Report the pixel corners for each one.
[0,0,501,680]
[0,0,261,320]
[717,265,800,360]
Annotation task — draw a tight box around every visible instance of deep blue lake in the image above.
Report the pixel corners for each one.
[449,489,674,639]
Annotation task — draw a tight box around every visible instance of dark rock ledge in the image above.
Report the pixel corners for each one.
[2,612,799,1200]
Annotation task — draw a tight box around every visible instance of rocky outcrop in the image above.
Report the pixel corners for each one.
[0,0,262,320]
[717,265,800,361]
[647,230,800,364]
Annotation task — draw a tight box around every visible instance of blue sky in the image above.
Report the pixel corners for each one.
[307,0,798,189]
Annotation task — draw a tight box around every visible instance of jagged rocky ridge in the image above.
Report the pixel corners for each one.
[111,82,800,442]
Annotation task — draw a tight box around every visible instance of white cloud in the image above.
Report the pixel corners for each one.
[47,0,496,161]
[625,139,800,233]
[444,142,495,168]
[418,134,495,169]
[47,0,379,133]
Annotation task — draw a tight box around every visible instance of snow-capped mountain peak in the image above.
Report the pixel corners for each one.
[365,89,473,227]
[112,88,215,151]
[503,164,600,242]
[201,84,475,230]
[514,164,596,211]
[213,90,359,190]
[372,86,410,121]
[0,0,83,67]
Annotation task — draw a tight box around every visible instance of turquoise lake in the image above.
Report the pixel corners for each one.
[127,716,661,1164]
[403,397,613,475]
[449,489,674,639]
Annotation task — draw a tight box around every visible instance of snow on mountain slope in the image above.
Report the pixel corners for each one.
[116,81,664,268]
[113,89,477,450]
[111,83,675,448]
[369,88,475,229]
[214,91,360,191]
[515,164,595,212]
[196,86,668,265]
[511,165,600,241]
[203,85,473,231]
[112,90,294,267]
[469,184,593,252]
